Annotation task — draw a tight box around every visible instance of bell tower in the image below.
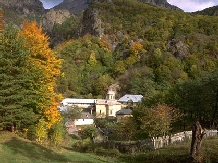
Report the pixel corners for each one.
[106,86,116,100]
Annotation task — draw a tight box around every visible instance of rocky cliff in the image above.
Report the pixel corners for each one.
[0,0,182,33]
[78,7,103,38]
[53,0,90,15]
[0,0,45,16]
[167,39,190,60]
[42,9,71,32]
[138,0,182,11]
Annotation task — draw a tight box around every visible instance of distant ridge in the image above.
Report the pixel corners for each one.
[193,5,218,16]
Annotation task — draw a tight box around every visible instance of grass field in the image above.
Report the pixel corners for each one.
[0,131,218,163]
[0,131,122,163]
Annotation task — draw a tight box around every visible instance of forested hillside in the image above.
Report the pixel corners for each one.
[53,0,218,128]
[194,6,218,16]
[55,0,218,98]
[1,0,218,139]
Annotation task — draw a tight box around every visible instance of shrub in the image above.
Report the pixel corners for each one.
[35,119,47,144]
[48,121,65,146]
[95,147,121,157]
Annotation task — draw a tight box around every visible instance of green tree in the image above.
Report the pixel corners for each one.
[0,25,37,131]
[48,120,65,146]
[61,106,82,121]
[80,125,98,142]
[113,60,126,76]
[92,74,114,96]
[88,52,97,66]
[115,117,137,141]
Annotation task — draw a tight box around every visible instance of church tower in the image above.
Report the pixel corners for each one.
[106,89,115,100]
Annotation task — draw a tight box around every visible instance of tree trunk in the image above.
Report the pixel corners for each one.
[190,121,205,161]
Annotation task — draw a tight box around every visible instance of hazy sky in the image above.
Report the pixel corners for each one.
[40,0,63,9]
[40,0,218,12]
[167,0,218,12]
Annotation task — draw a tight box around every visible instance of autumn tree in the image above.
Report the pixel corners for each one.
[19,21,62,129]
[0,9,4,32]
[138,104,181,137]
[129,41,143,57]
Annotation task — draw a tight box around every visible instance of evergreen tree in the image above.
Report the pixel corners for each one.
[0,25,37,130]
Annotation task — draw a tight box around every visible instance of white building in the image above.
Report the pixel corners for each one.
[74,112,94,130]
[61,98,96,108]
[65,112,94,134]
[60,87,122,119]
[95,89,121,119]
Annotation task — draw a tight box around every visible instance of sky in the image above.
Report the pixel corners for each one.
[40,0,63,9]
[40,0,218,12]
[167,0,218,12]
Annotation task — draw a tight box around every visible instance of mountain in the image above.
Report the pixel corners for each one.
[0,0,45,16]
[0,0,181,33]
[53,0,90,15]
[193,6,218,16]
[53,0,218,98]
[1,0,218,98]
[52,0,182,14]
[138,0,182,11]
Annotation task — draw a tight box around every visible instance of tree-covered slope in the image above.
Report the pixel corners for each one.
[193,6,218,16]
[55,0,218,99]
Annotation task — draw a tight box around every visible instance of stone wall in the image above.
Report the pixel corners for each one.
[99,130,218,153]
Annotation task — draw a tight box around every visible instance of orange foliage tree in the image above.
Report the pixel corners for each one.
[0,9,4,32]
[129,42,143,57]
[19,21,62,129]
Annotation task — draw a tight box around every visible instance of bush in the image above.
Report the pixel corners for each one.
[35,119,47,144]
[72,140,89,152]
[80,126,98,140]
[26,125,36,141]
[48,121,65,146]
[94,146,121,157]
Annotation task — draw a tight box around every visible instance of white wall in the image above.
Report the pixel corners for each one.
[75,119,94,126]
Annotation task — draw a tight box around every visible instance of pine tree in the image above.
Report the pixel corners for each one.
[0,25,37,130]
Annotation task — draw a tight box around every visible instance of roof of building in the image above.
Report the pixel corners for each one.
[61,98,96,106]
[116,108,132,115]
[96,99,121,106]
[117,94,143,103]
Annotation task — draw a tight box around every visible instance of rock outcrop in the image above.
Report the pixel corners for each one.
[0,0,45,16]
[78,7,104,38]
[167,39,190,60]
[42,9,71,32]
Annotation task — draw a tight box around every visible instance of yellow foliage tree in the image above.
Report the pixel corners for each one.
[19,21,62,129]
[99,39,112,52]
